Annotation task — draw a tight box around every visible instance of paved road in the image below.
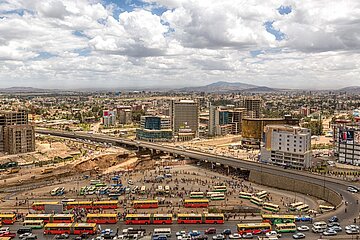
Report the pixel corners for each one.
[6,221,359,240]
[36,130,360,225]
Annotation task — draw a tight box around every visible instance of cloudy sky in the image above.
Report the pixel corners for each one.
[0,0,359,90]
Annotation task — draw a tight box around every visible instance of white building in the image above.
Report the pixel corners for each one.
[261,125,312,169]
[103,110,116,127]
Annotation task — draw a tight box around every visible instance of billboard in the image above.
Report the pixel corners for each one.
[339,128,356,144]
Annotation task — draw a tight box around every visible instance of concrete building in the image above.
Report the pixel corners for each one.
[136,115,172,141]
[0,110,35,155]
[243,97,261,118]
[103,110,116,127]
[261,125,312,169]
[116,106,132,124]
[242,116,300,147]
[170,99,199,140]
[334,125,360,165]
[209,105,245,136]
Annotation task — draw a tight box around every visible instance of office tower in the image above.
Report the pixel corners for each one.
[170,99,199,141]
[261,125,312,169]
[209,105,245,136]
[136,115,172,141]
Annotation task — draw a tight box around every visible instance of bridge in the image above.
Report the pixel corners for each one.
[36,129,360,224]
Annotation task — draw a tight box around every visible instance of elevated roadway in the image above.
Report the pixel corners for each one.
[36,129,360,224]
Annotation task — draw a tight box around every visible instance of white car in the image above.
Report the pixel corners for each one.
[228,233,241,239]
[265,231,281,238]
[19,233,34,239]
[297,225,310,231]
[345,225,360,230]
[0,227,9,234]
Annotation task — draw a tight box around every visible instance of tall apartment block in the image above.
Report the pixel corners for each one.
[333,124,360,165]
[116,106,132,124]
[209,105,245,136]
[241,97,261,118]
[0,110,35,155]
[260,125,311,169]
[170,99,199,141]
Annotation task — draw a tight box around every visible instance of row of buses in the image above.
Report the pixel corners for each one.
[32,200,119,211]
[125,213,224,225]
[190,192,225,200]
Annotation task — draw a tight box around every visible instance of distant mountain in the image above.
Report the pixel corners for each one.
[239,86,277,93]
[0,87,53,93]
[338,86,360,93]
[176,81,261,92]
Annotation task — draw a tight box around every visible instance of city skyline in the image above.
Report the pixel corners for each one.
[0,0,359,89]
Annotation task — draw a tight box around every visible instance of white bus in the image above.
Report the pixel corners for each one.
[250,196,263,206]
[289,202,303,211]
[295,204,309,212]
[213,185,227,192]
[206,192,218,198]
[190,192,204,199]
[319,205,335,212]
[153,228,171,237]
[210,193,225,200]
[239,192,253,199]
[263,202,280,212]
[255,191,268,199]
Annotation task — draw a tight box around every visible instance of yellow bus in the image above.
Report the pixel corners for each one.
[92,200,118,209]
[133,200,159,209]
[274,223,297,233]
[25,214,52,223]
[263,202,280,212]
[237,223,271,235]
[262,214,296,224]
[23,220,44,229]
[0,214,16,224]
[184,199,209,208]
[32,201,60,211]
[86,214,118,224]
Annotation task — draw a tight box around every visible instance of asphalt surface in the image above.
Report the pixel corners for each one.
[6,220,360,240]
[36,129,360,225]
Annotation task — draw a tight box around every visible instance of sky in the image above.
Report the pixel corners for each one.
[0,0,359,90]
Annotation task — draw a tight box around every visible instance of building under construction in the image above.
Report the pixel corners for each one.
[0,110,35,155]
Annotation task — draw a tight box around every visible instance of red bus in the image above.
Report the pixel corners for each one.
[177,214,202,224]
[125,214,151,225]
[92,201,118,209]
[44,223,97,235]
[52,214,74,223]
[31,202,59,211]
[152,214,173,224]
[204,213,224,224]
[86,214,118,224]
[0,214,16,225]
[237,223,271,235]
[133,200,158,209]
[66,201,92,210]
[184,199,209,208]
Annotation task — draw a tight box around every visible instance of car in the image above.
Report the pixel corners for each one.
[347,187,358,193]
[17,228,32,235]
[328,216,339,223]
[228,233,241,239]
[323,229,337,236]
[346,228,360,235]
[180,235,191,240]
[345,225,360,230]
[0,227,10,234]
[296,216,312,222]
[329,226,342,232]
[152,235,167,240]
[176,231,187,236]
[327,222,340,227]
[222,229,231,235]
[241,233,253,239]
[193,235,208,240]
[189,231,201,237]
[292,233,306,239]
[205,228,216,235]
[265,231,281,238]
[0,232,16,238]
[212,234,225,240]
[297,225,310,231]
[21,236,37,240]
[19,233,33,239]
[55,234,70,239]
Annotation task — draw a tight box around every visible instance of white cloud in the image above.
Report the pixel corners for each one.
[0,0,359,89]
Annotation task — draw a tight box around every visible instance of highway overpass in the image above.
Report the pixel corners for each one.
[36,129,360,224]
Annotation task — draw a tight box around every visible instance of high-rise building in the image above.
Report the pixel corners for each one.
[241,97,261,118]
[260,125,312,169]
[103,110,116,127]
[170,99,199,141]
[136,115,172,141]
[334,125,360,165]
[116,106,132,124]
[0,110,35,155]
[209,105,245,136]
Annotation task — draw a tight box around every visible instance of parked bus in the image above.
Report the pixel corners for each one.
[153,228,171,237]
[184,199,209,208]
[203,214,225,224]
[0,214,16,224]
[289,202,303,211]
[133,200,158,209]
[239,192,253,199]
[190,192,204,199]
[52,214,74,223]
[140,186,146,194]
[213,185,227,192]
[237,223,272,235]
[206,192,218,198]
[319,205,335,212]
[92,201,118,209]
[86,214,118,224]
[255,191,268,199]
[177,214,202,224]
[274,223,297,233]
[263,202,280,212]
[262,215,296,224]
[32,202,60,211]
[210,193,225,201]
[23,220,44,229]
[250,196,263,206]
[25,214,52,223]
[295,204,309,212]
[44,223,97,235]
[66,201,92,210]
[125,214,172,225]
